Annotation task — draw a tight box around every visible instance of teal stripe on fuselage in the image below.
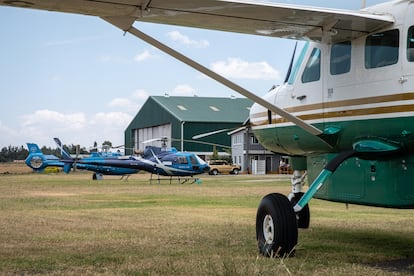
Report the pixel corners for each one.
[252,115,414,156]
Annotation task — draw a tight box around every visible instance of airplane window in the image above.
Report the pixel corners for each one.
[301,47,321,83]
[365,29,399,69]
[330,41,351,75]
[407,26,414,62]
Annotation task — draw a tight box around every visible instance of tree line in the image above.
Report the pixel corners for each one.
[0,141,113,162]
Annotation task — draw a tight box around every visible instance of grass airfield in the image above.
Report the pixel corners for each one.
[0,168,414,275]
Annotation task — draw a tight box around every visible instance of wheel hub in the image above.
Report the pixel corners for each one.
[263,214,274,244]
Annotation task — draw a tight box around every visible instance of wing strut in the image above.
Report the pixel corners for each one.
[102,16,323,138]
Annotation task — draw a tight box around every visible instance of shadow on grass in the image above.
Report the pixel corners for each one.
[298,225,414,273]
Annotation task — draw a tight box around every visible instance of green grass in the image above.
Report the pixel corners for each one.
[0,172,413,275]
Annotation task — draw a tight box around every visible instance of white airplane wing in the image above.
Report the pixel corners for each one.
[1,0,394,42]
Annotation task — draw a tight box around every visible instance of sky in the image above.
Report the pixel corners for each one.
[0,0,390,150]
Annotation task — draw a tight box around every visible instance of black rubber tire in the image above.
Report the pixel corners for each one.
[256,193,298,257]
[232,168,240,175]
[290,192,310,229]
[92,173,97,180]
[210,169,218,175]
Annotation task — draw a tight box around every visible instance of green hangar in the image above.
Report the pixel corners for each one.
[124,96,253,159]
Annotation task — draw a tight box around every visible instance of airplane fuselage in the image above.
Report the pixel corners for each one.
[250,1,414,208]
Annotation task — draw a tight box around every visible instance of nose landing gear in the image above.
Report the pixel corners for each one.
[256,150,358,257]
[256,193,298,257]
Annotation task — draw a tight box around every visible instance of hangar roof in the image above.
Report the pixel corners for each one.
[151,96,253,123]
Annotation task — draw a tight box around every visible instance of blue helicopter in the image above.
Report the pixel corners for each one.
[26,137,210,183]
[75,138,211,184]
[25,143,64,171]
[25,139,139,180]
[54,138,140,180]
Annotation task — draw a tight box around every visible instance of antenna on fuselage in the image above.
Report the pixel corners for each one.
[361,0,366,9]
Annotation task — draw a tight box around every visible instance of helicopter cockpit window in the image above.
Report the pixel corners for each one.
[330,41,351,75]
[407,26,414,62]
[301,47,321,83]
[176,156,188,164]
[365,29,399,69]
[189,155,198,165]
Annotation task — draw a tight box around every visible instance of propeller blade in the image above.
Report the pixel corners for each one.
[182,139,231,149]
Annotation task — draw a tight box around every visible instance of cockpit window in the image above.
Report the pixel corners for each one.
[195,155,206,165]
[288,41,309,85]
[365,29,399,69]
[301,47,321,83]
[330,41,351,75]
[407,26,414,62]
[176,156,188,164]
[189,155,198,165]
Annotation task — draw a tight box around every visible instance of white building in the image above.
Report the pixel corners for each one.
[229,121,283,174]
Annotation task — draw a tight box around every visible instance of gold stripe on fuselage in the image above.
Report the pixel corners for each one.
[250,92,414,125]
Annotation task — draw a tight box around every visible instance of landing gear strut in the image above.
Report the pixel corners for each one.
[256,150,357,257]
[288,170,310,229]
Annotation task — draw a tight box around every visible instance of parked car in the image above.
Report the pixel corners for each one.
[208,160,241,175]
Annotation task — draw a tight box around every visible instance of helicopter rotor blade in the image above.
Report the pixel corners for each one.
[192,129,232,140]
[142,137,168,144]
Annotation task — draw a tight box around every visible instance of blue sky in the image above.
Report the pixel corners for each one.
[0,0,389,149]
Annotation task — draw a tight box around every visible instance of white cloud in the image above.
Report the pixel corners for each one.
[0,120,18,146]
[98,50,158,64]
[134,50,159,62]
[109,98,134,108]
[108,90,149,113]
[21,109,86,130]
[12,110,87,147]
[3,109,133,148]
[173,84,196,96]
[90,112,132,127]
[210,57,282,81]
[132,89,149,101]
[167,31,209,48]
[89,112,132,147]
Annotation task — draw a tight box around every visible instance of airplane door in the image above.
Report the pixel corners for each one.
[274,43,327,154]
[292,46,325,116]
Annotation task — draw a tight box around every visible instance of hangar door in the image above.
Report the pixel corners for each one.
[136,123,171,151]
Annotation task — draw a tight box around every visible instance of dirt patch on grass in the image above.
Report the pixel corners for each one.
[28,191,79,197]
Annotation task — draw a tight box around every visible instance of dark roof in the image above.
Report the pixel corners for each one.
[151,96,253,123]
